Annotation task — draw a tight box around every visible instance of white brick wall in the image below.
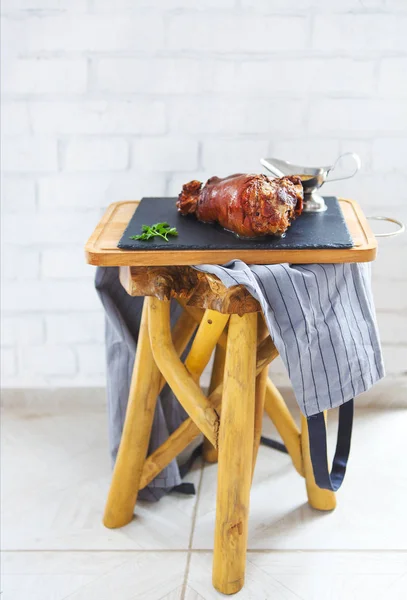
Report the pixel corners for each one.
[64,138,129,172]
[1,0,406,388]
[2,59,87,94]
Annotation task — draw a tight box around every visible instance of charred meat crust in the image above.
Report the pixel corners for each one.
[177,173,303,237]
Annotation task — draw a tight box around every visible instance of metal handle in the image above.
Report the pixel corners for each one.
[326,152,362,183]
[260,158,285,179]
[367,216,405,238]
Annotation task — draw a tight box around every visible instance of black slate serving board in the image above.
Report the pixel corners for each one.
[118,196,353,251]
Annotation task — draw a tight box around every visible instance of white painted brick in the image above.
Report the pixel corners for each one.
[1,348,17,378]
[241,0,383,9]
[2,59,87,95]
[64,138,128,172]
[170,98,305,134]
[42,247,94,279]
[338,140,373,172]
[308,100,407,134]
[1,316,44,347]
[384,0,407,9]
[1,0,87,10]
[1,246,40,280]
[30,101,166,135]
[132,139,198,172]
[38,176,111,210]
[38,173,166,210]
[377,314,407,344]
[2,137,58,172]
[372,138,407,172]
[20,345,77,376]
[240,59,375,96]
[379,58,407,98]
[270,140,340,167]
[105,173,167,200]
[1,103,30,135]
[95,0,234,8]
[381,346,407,376]
[167,171,213,196]
[2,212,100,245]
[168,14,308,52]
[241,0,314,8]
[374,244,407,281]
[45,313,104,344]
[202,140,269,174]
[332,173,407,209]
[2,282,99,312]
[13,14,164,54]
[0,19,25,61]
[1,178,36,213]
[373,279,407,312]
[313,15,407,54]
[0,318,14,347]
[2,0,406,387]
[96,58,237,95]
[76,344,106,376]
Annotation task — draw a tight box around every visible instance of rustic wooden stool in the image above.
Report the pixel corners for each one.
[101,266,335,595]
[85,199,378,595]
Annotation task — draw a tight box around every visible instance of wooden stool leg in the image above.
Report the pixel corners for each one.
[203,344,225,463]
[264,378,304,476]
[149,298,220,447]
[252,314,269,475]
[301,414,336,511]
[103,298,162,528]
[213,313,257,595]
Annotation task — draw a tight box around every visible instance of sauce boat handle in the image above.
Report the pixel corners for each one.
[326,152,361,182]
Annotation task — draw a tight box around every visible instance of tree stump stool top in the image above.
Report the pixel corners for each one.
[119,265,261,315]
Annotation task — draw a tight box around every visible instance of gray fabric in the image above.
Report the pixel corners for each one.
[195,260,384,417]
[95,260,384,499]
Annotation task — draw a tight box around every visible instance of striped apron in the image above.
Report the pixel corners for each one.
[96,261,384,496]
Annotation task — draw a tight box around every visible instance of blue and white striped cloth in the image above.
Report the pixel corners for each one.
[196,260,384,417]
[96,260,384,498]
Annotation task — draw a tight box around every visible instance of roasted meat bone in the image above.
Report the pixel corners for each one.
[176,173,303,237]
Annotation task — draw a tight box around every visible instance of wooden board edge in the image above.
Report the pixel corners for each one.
[85,200,140,260]
[339,197,377,252]
[85,198,377,266]
[85,245,377,267]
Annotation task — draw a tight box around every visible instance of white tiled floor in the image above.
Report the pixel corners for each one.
[1,399,407,599]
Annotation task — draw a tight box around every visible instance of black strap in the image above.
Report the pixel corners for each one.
[260,436,288,454]
[307,399,354,491]
[172,482,196,495]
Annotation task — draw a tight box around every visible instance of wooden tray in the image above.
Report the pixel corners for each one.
[85,198,377,267]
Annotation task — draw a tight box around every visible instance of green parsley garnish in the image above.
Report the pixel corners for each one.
[130,222,178,242]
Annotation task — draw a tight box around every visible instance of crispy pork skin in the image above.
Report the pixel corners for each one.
[176,174,303,237]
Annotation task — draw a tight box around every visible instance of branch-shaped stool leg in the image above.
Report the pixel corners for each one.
[103,298,162,528]
[140,331,279,488]
[252,314,270,476]
[103,304,198,528]
[184,309,229,383]
[213,313,257,595]
[264,378,304,477]
[203,344,226,463]
[301,413,336,511]
[149,298,222,448]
